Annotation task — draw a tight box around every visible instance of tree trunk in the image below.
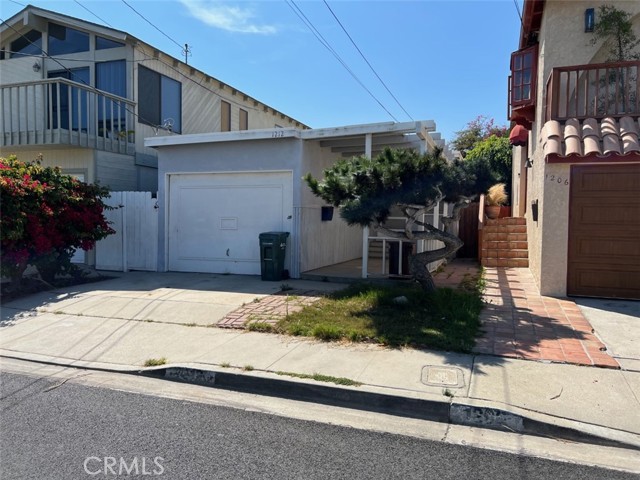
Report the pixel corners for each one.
[409,253,437,291]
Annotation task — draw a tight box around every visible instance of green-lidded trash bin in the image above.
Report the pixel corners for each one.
[259,232,289,281]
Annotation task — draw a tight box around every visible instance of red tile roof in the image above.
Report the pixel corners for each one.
[542,116,640,160]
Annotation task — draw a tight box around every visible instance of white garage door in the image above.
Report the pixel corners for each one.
[168,171,293,275]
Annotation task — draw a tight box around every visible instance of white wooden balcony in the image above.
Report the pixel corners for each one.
[1,78,136,155]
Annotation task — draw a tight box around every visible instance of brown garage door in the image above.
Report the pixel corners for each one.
[568,163,640,299]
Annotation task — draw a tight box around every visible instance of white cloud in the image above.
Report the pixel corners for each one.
[179,0,277,34]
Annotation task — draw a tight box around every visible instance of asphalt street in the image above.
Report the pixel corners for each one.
[0,370,637,480]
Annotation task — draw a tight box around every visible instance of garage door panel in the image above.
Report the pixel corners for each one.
[573,170,640,195]
[573,237,640,261]
[568,264,640,299]
[168,172,292,275]
[568,164,640,299]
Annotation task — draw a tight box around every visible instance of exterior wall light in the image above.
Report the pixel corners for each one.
[525,158,534,168]
[32,61,41,72]
[585,8,595,32]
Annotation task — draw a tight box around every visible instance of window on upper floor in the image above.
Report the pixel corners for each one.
[138,66,182,133]
[97,60,127,132]
[221,100,231,132]
[48,22,89,56]
[509,45,537,108]
[10,29,42,58]
[96,36,125,50]
[239,108,248,130]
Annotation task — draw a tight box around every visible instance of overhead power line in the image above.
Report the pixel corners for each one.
[322,0,413,121]
[120,0,184,51]
[285,0,399,122]
[73,0,113,27]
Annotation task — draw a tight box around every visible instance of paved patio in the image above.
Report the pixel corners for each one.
[471,267,619,369]
[217,260,619,368]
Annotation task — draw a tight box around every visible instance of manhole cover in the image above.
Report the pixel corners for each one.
[421,366,465,388]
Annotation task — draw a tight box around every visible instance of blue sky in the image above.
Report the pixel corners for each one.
[2,0,523,142]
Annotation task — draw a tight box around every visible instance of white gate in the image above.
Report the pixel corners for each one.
[96,191,158,271]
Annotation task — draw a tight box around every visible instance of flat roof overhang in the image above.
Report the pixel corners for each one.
[145,120,444,156]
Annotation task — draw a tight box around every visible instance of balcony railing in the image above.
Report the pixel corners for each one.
[0,78,136,154]
[546,60,639,122]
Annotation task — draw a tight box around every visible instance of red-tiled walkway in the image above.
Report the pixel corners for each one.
[217,289,324,329]
[471,266,619,368]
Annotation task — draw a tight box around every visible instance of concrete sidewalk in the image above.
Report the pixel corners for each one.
[1,271,639,449]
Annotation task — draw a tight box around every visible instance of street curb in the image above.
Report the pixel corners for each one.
[2,353,639,451]
[146,364,640,451]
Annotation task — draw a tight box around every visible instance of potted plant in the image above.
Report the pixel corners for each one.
[485,183,508,219]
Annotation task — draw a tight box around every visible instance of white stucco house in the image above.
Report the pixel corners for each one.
[145,121,446,279]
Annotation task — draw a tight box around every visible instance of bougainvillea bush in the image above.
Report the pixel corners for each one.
[1,155,114,285]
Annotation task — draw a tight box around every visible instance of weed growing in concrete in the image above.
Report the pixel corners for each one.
[144,357,167,367]
[247,322,274,333]
[276,371,362,387]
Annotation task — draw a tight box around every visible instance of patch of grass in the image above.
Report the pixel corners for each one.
[458,267,486,295]
[443,388,454,397]
[243,364,254,371]
[247,321,275,333]
[285,295,300,302]
[274,281,483,353]
[276,371,362,387]
[143,357,167,367]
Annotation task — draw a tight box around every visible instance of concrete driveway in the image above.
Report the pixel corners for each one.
[1,271,344,327]
[575,298,640,372]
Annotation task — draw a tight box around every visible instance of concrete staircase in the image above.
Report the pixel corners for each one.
[481,217,529,268]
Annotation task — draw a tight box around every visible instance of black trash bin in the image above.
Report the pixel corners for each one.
[389,241,413,276]
[258,232,289,281]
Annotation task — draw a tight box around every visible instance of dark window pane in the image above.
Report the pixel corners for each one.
[10,29,42,58]
[48,67,89,130]
[523,86,530,100]
[48,22,89,55]
[524,71,531,84]
[513,54,522,70]
[138,66,160,127]
[96,60,126,96]
[512,87,521,102]
[96,36,125,50]
[161,75,181,133]
[524,52,532,68]
[221,100,231,132]
[239,108,248,130]
[97,60,127,131]
[514,71,522,86]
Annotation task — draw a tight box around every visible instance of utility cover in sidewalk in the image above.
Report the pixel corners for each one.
[421,366,465,388]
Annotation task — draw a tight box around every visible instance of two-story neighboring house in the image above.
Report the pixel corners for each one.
[0,5,308,191]
[507,0,640,300]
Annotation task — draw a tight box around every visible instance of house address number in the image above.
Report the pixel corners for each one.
[272,130,285,138]
[545,174,569,186]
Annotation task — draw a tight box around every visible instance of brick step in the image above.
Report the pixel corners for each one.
[483,240,528,250]
[485,217,526,226]
[482,225,527,234]
[481,258,529,268]
[482,249,529,259]
[482,232,528,242]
